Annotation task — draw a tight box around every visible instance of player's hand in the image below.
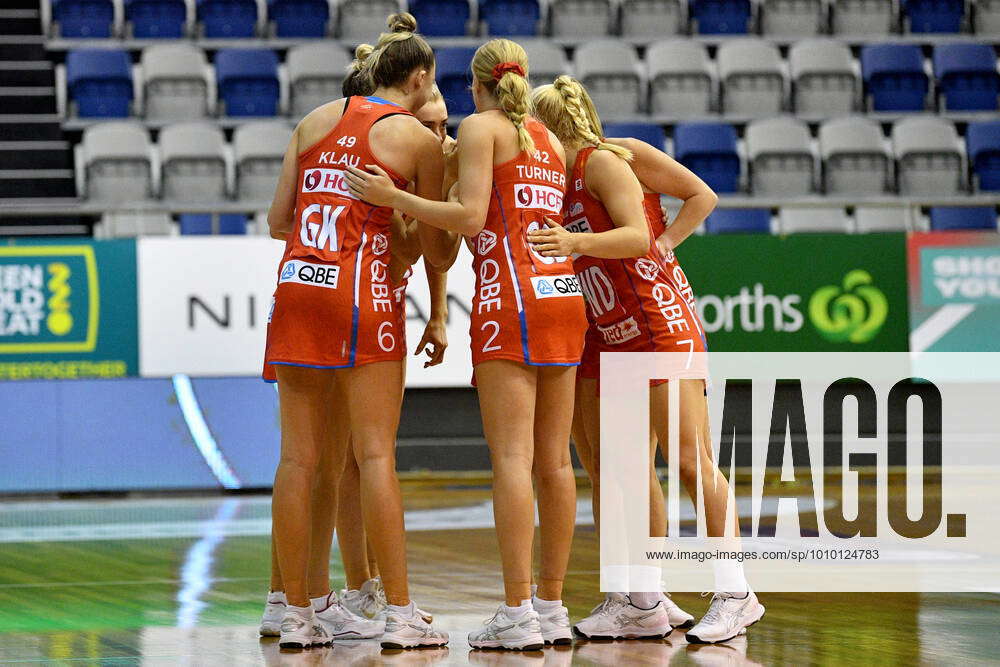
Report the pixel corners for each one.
[346,164,398,207]
[415,317,448,367]
[527,218,575,257]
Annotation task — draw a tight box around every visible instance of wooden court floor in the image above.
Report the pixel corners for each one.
[1,479,998,666]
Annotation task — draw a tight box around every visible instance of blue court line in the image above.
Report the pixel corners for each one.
[171,374,242,490]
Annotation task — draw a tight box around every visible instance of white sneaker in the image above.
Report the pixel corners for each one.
[279,606,330,649]
[380,602,449,649]
[312,591,384,640]
[468,604,544,651]
[662,592,696,629]
[531,598,572,646]
[572,593,672,640]
[259,591,286,637]
[340,576,388,620]
[685,591,765,644]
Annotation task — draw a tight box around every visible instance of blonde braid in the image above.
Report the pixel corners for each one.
[494,70,535,153]
[471,39,536,154]
[552,76,632,161]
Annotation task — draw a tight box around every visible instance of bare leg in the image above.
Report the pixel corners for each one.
[336,447,372,590]
[648,390,667,539]
[575,378,601,529]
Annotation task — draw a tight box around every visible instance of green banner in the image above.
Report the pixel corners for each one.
[677,233,909,351]
[0,239,138,379]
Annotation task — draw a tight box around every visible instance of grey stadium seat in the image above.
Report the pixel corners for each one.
[717,40,785,115]
[647,40,714,116]
[80,122,153,202]
[621,0,683,38]
[288,43,351,117]
[977,0,1000,34]
[233,122,293,202]
[892,117,964,196]
[575,40,643,116]
[761,0,824,35]
[745,117,815,195]
[779,205,851,233]
[831,0,894,35]
[96,212,173,238]
[159,122,228,202]
[522,40,571,86]
[819,116,890,194]
[338,0,400,43]
[550,0,613,37]
[789,40,858,115]
[141,44,211,120]
[854,205,910,232]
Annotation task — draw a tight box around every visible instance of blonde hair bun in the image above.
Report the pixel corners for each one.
[386,12,418,33]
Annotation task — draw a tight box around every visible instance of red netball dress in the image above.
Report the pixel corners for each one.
[262,96,412,381]
[467,117,587,369]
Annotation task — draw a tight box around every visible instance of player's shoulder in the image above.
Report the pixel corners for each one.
[586,145,628,170]
[605,136,646,155]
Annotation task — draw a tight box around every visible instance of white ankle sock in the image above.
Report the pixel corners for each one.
[629,592,661,609]
[532,596,562,612]
[504,600,532,619]
[287,604,313,617]
[712,559,749,595]
[310,593,333,612]
[387,601,415,616]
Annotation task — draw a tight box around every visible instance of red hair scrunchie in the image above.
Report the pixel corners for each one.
[492,61,525,81]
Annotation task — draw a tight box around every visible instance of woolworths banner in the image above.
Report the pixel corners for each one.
[677,233,909,352]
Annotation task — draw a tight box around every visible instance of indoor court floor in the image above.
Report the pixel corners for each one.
[1,479,998,666]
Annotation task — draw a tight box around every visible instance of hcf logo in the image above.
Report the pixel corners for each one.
[808,269,888,343]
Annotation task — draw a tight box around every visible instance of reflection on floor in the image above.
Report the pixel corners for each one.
[1,482,998,665]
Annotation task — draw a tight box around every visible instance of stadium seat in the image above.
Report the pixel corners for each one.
[602,123,666,150]
[647,40,714,116]
[673,122,741,193]
[481,0,541,36]
[233,122,293,201]
[575,40,643,116]
[620,0,683,37]
[779,205,850,233]
[435,47,477,116]
[179,213,249,234]
[902,0,964,32]
[97,212,173,237]
[268,0,330,37]
[521,41,570,84]
[717,40,785,115]
[550,0,613,37]
[704,208,771,233]
[141,44,211,120]
[760,0,823,35]
[745,117,815,195]
[854,205,910,232]
[338,0,399,42]
[892,116,964,195]
[831,0,893,35]
[410,0,471,36]
[287,44,351,117]
[215,49,280,117]
[159,122,228,202]
[690,0,752,34]
[861,44,928,112]
[819,116,890,194]
[966,121,1000,191]
[933,44,1000,112]
[928,206,998,230]
[52,0,115,38]
[975,0,1000,34]
[197,0,257,37]
[789,40,858,115]
[66,49,133,118]
[124,0,187,38]
[80,122,152,202]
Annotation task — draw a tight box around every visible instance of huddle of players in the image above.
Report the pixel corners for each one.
[261,12,765,652]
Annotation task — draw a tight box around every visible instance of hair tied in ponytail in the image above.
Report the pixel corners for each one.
[492,62,525,81]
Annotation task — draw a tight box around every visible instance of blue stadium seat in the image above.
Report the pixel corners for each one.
[125,0,186,38]
[480,0,540,35]
[435,47,477,116]
[179,214,249,234]
[269,0,329,37]
[602,123,666,151]
[52,0,114,38]
[929,207,997,231]
[967,121,1000,191]
[690,0,751,34]
[215,49,280,117]
[704,208,771,233]
[197,0,257,37]
[933,44,999,111]
[902,0,964,33]
[410,0,471,36]
[66,49,133,118]
[861,44,928,111]
[673,122,740,193]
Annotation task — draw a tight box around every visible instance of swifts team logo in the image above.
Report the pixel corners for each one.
[477,230,498,256]
[371,233,389,256]
[635,258,661,282]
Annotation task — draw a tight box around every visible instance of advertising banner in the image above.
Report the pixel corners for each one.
[0,239,138,379]
[907,231,1000,352]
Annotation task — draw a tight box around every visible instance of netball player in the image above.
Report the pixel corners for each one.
[347,39,588,651]
[530,77,764,644]
[263,13,448,649]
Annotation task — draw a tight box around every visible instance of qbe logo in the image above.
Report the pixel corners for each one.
[565,217,592,235]
[514,183,563,214]
[371,233,389,256]
[279,260,340,289]
[302,169,357,199]
[530,274,581,299]
[635,257,660,282]
[477,229,498,256]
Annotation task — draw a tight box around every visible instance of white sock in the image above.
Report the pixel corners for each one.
[532,595,562,612]
[267,591,286,604]
[387,601,415,616]
[287,604,313,618]
[504,600,532,619]
[310,593,334,612]
[712,559,749,595]
[629,592,661,609]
